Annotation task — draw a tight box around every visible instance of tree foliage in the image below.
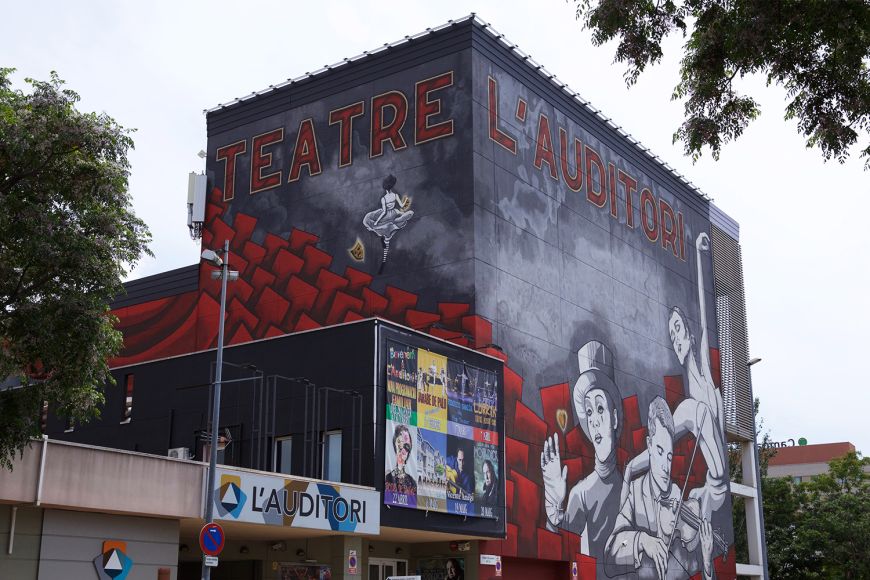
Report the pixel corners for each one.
[728,401,870,577]
[0,69,151,469]
[763,451,870,579]
[574,0,870,168]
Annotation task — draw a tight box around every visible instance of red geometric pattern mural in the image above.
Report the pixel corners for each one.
[112,187,735,577]
[112,186,492,366]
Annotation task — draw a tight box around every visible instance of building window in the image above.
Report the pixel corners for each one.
[322,430,342,482]
[275,436,292,475]
[121,374,134,423]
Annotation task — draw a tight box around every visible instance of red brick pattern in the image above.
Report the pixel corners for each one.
[111,191,736,578]
[111,195,494,371]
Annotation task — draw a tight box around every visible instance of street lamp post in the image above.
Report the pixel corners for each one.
[201,239,237,580]
[746,356,769,580]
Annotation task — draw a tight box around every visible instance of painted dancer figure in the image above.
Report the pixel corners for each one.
[605,397,715,580]
[363,174,414,273]
[622,232,728,523]
[541,340,624,557]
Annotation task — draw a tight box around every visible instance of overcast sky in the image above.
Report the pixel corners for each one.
[4,0,868,453]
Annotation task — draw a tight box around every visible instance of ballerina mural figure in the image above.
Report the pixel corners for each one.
[363,174,414,273]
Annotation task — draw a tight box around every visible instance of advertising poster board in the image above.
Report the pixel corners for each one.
[419,558,464,580]
[384,340,500,519]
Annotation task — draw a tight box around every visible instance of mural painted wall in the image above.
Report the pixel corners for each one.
[111,51,484,366]
[472,54,735,578]
[109,22,738,579]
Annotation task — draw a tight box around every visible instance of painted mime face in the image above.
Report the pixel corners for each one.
[584,388,616,462]
[668,310,690,365]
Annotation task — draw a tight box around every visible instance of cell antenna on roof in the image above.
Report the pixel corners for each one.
[187,151,208,240]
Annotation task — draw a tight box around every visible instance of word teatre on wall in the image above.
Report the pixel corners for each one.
[212,70,688,263]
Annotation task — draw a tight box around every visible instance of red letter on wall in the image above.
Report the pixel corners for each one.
[641,188,659,242]
[585,145,607,207]
[215,140,246,201]
[534,114,558,180]
[329,102,365,168]
[415,71,454,144]
[487,76,517,154]
[250,128,284,194]
[288,119,322,182]
[618,170,637,228]
[608,163,618,219]
[559,128,583,192]
[371,91,408,158]
[659,199,677,256]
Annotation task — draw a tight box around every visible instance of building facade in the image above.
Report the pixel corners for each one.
[6,15,766,580]
[767,442,868,483]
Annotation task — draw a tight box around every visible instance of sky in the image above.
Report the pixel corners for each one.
[4,0,868,453]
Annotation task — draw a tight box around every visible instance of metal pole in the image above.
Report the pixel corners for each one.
[202,239,229,580]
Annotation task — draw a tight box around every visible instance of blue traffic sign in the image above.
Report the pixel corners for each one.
[199,523,225,556]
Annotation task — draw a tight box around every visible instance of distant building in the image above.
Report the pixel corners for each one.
[767,442,868,483]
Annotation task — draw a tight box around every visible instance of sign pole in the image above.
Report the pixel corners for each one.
[202,240,230,580]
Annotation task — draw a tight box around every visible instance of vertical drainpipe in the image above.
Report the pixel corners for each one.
[7,506,17,554]
[35,435,48,506]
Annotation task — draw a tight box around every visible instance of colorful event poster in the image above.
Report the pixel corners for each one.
[385,419,418,508]
[277,564,332,580]
[384,342,500,519]
[417,350,448,433]
[416,429,447,512]
[386,341,417,426]
[445,436,475,516]
[474,442,499,518]
[419,558,464,580]
[473,369,498,431]
[446,360,474,426]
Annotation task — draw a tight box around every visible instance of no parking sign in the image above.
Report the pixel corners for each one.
[348,549,359,574]
[199,523,225,557]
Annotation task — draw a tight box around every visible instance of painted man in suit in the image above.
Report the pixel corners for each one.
[605,397,715,580]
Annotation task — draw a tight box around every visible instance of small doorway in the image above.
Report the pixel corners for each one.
[369,558,408,580]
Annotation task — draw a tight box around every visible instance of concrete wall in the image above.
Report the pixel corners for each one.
[37,510,179,580]
[0,505,43,580]
[0,439,203,520]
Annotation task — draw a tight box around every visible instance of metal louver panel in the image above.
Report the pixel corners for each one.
[711,225,755,441]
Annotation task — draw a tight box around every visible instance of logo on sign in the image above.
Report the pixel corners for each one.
[92,541,133,580]
[217,474,247,518]
[571,561,578,580]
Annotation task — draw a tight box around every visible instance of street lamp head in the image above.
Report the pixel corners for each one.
[747,357,762,367]
[200,249,223,268]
